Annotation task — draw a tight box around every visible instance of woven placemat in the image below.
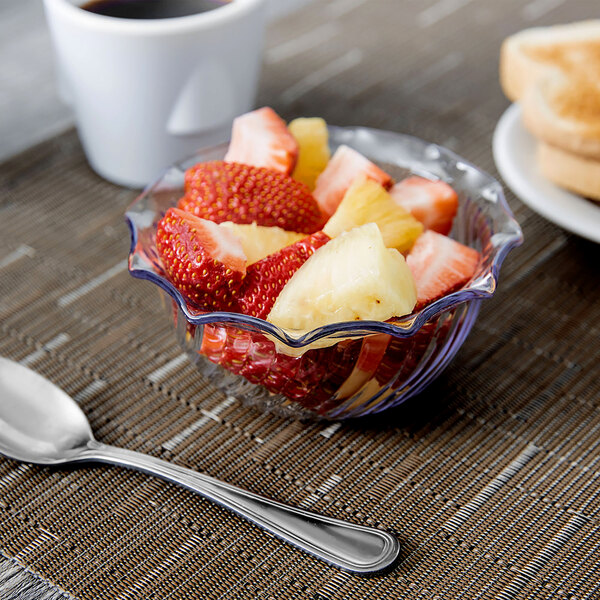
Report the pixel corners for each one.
[2,0,600,598]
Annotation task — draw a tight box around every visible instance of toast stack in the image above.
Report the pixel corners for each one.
[500,20,600,201]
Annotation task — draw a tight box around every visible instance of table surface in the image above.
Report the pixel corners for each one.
[1,1,600,599]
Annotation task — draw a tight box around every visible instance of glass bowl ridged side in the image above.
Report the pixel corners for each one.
[165,297,480,420]
[126,126,523,420]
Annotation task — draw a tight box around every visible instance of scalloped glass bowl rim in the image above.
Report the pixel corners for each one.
[126,125,523,349]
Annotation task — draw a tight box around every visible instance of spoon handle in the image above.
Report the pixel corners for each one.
[80,440,399,574]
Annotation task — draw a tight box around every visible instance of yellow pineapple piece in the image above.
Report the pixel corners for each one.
[219,222,305,265]
[323,177,423,253]
[288,117,331,190]
[268,223,417,330]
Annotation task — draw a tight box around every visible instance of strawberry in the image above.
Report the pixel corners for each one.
[237,231,330,320]
[277,340,358,409]
[371,320,446,388]
[406,230,480,309]
[335,333,390,399]
[198,318,448,415]
[199,324,358,411]
[200,325,251,376]
[156,207,246,311]
[313,145,393,218]
[179,161,324,233]
[390,176,459,236]
[224,107,299,175]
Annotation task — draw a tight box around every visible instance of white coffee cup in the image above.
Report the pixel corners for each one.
[43,0,268,188]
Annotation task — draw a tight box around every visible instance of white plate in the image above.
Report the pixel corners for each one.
[493,103,600,244]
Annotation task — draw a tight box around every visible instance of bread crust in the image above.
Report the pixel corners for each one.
[537,141,600,202]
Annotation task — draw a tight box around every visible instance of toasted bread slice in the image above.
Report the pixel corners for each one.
[501,20,600,159]
[500,20,600,102]
[537,141,600,202]
[521,65,600,159]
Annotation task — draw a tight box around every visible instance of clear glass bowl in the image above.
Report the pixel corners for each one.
[126,126,523,420]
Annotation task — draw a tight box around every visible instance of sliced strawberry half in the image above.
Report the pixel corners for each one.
[198,324,357,411]
[156,207,246,311]
[237,231,330,320]
[335,333,390,400]
[200,325,254,376]
[390,176,459,235]
[278,340,358,410]
[179,161,324,233]
[406,230,480,309]
[224,107,299,175]
[313,145,393,218]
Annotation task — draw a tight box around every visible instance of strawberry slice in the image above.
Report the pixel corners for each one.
[198,324,358,411]
[390,176,459,235]
[224,107,299,175]
[156,207,246,311]
[313,145,393,218]
[406,230,480,309]
[277,339,358,409]
[179,161,324,233]
[237,231,330,319]
[373,319,447,387]
[200,325,252,376]
[335,333,390,399]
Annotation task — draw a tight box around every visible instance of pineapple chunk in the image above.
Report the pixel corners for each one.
[267,223,417,330]
[323,177,423,252]
[219,222,304,265]
[288,117,331,190]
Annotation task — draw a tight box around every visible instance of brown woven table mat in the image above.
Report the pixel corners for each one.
[2,0,600,598]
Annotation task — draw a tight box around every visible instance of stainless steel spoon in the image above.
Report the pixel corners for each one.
[0,357,399,573]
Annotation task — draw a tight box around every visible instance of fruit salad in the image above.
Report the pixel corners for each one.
[154,107,482,409]
[156,106,480,326]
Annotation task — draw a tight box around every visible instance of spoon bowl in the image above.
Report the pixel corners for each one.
[0,356,400,574]
[0,358,94,464]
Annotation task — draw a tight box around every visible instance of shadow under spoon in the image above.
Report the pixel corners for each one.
[0,357,400,574]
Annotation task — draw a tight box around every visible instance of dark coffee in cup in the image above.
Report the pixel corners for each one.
[80,0,230,19]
